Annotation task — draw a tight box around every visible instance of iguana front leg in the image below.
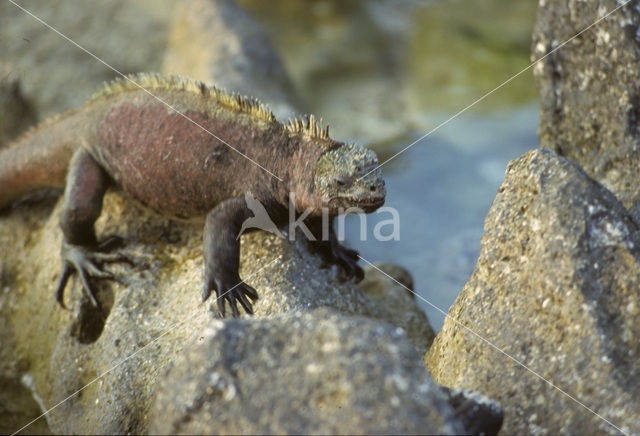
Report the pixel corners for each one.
[55,150,124,310]
[308,217,364,282]
[202,197,259,317]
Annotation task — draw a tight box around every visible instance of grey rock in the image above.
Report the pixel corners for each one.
[358,263,435,355]
[0,0,173,118]
[150,308,464,435]
[533,0,640,207]
[441,387,503,436]
[0,66,37,147]
[162,0,297,120]
[425,149,640,435]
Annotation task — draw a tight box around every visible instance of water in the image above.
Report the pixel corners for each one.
[345,105,538,330]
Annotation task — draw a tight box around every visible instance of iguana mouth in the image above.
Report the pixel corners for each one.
[332,196,385,212]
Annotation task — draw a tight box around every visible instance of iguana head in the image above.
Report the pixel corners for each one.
[312,143,386,215]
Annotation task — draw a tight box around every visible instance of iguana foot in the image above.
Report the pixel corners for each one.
[203,271,258,318]
[55,239,130,311]
[316,239,365,283]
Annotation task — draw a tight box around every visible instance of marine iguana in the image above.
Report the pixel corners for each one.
[0,73,386,317]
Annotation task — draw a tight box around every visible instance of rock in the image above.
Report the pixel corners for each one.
[532,0,640,207]
[0,375,50,435]
[0,189,435,433]
[162,0,297,120]
[425,149,640,434]
[358,263,435,355]
[149,308,464,434]
[0,0,174,118]
[440,387,503,436]
[0,67,37,147]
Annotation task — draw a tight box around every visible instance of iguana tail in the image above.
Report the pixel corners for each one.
[0,123,75,209]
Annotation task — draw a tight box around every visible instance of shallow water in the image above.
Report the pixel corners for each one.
[239,0,540,330]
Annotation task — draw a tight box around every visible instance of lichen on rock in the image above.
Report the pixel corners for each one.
[532,0,640,208]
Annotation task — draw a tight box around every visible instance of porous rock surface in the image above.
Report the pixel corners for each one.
[358,263,435,355]
[425,149,640,435]
[532,0,640,208]
[150,308,462,435]
[0,190,438,434]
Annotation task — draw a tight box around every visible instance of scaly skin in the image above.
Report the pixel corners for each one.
[0,73,386,317]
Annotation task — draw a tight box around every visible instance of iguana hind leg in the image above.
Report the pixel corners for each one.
[55,150,125,310]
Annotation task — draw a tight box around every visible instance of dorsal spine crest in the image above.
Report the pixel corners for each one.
[93,73,332,140]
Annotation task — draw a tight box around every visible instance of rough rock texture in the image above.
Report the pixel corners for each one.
[162,0,297,120]
[149,308,463,435]
[358,263,434,355]
[532,0,640,207]
[1,190,436,434]
[425,149,640,435]
[440,386,504,436]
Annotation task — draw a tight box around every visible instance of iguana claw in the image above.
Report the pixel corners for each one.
[315,237,364,283]
[203,271,258,318]
[55,239,130,310]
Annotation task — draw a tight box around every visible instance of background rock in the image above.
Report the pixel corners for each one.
[532,0,640,207]
[0,65,37,147]
[358,263,434,355]
[0,0,173,118]
[150,308,463,435]
[425,149,640,435]
[237,0,414,144]
[162,0,297,120]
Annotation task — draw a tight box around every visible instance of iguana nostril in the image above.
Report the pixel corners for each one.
[335,176,350,186]
[369,185,376,191]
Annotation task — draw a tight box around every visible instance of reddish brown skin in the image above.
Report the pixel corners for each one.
[97,104,310,218]
[0,84,364,317]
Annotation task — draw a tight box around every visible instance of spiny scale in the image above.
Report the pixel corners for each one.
[93,73,331,140]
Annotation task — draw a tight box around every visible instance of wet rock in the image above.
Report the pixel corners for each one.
[425,149,640,435]
[532,0,640,207]
[149,308,464,435]
[162,0,297,120]
[358,263,435,355]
